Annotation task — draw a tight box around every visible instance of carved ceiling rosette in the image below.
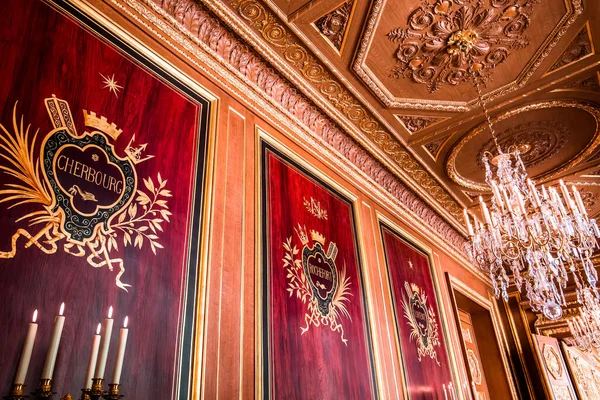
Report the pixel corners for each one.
[475,120,570,170]
[387,0,537,92]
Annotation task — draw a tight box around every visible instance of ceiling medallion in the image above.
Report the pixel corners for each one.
[447,101,600,192]
[387,0,537,92]
[476,120,570,170]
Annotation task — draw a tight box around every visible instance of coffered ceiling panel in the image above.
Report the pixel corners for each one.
[206,0,600,235]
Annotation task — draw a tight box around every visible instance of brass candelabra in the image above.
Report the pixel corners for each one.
[4,379,124,400]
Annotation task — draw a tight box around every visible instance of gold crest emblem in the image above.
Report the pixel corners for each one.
[401,282,441,365]
[282,224,352,344]
[0,96,171,290]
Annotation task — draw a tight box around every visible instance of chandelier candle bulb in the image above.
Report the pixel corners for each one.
[527,179,542,207]
[542,185,550,200]
[41,302,65,379]
[84,323,102,389]
[14,310,38,384]
[464,209,474,236]
[111,316,129,385]
[560,180,574,207]
[479,197,492,225]
[491,181,505,210]
[94,306,114,379]
[572,186,587,216]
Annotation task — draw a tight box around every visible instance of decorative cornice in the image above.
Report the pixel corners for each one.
[198,0,466,224]
[109,0,471,256]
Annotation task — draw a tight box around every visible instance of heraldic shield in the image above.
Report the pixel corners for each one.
[42,96,136,244]
[302,240,339,317]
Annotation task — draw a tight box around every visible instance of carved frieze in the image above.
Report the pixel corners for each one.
[314,0,353,51]
[112,0,469,252]
[387,0,537,93]
[549,24,593,72]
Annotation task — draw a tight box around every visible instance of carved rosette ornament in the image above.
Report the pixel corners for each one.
[396,115,446,134]
[315,0,353,51]
[387,0,537,92]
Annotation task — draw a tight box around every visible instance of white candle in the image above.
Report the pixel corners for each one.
[449,383,455,399]
[41,303,65,380]
[111,317,129,384]
[464,209,474,236]
[94,306,114,379]
[528,179,541,207]
[491,181,503,209]
[479,197,492,225]
[573,186,587,216]
[84,323,102,389]
[14,310,38,384]
[443,384,448,400]
[560,180,574,209]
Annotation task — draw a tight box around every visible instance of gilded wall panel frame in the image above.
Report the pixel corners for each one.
[446,275,520,399]
[254,127,383,399]
[2,0,220,398]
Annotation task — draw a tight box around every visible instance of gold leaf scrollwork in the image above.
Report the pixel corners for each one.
[0,101,171,290]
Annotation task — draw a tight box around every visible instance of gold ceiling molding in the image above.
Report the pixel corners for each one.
[203,0,467,222]
[547,22,594,74]
[475,120,570,170]
[447,101,600,191]
[104,0,476,263]
[353,0,583,110]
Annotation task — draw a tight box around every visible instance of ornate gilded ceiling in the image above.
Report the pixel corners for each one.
[143,0,600,240]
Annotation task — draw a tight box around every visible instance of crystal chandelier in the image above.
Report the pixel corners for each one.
[463,74,600,321]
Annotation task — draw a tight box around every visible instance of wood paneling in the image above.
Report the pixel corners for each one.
[0,1,530,399]
[0,1,210,398]
[532,334,578,399]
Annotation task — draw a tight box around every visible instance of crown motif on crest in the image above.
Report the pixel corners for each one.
[310,230,325,246]
[83,110,123,141]
[125,134,154,165]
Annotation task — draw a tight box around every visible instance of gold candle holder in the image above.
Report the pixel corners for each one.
[101,384,122,400]
[3,383,27,400]
[83,379,103,400]
[32,379,55,399]
[78,390,90,400]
